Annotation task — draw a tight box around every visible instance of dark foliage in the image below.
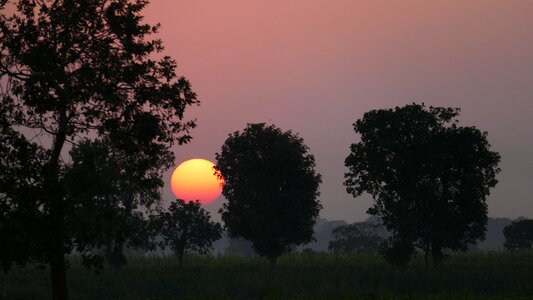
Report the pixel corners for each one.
[64,138,173,269]
[3,252,533,299]
[216,123,322,266]
[328,222,383,254]
[344,104,500,266]
[0,1,197,298]
[503,219,533,250]
[152,199,222,267]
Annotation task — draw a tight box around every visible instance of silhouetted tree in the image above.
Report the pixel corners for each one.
[152,199,222,267]
[344,104,500,267]
[328,222,383,254]
[64,138,172,269]
[0,1,197,299]
[216,123,322,267]
[503,219,533,250]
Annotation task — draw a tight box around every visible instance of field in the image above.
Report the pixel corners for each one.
[1,251,533,299]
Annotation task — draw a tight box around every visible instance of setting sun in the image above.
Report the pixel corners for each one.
[170,158,223,205]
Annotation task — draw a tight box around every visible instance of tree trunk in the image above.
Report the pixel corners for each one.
[268,256,277,268]
[46,106,69,300]
[50,253,68,300]
[177,252,184,268]
[175,246,185,268]
[431,244,444,267]
[106,239,127,271]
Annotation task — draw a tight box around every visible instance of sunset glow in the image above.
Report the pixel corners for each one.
[170,158,223,205]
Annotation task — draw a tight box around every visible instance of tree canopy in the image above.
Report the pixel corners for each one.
[152,199,222,267]
[215,123,322,266]
[503,219,533,250]
[0,1,197,298]
[344,103,500,266]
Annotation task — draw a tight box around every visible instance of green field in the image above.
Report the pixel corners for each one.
[1,251,533,299]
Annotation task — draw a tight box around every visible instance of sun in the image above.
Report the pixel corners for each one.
[170,158,223,205]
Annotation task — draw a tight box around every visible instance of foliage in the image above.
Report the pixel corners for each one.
[0,0,197,298]
[63,138,173,269]
[0,110,48,271]
[503,219,533,250]
[216,123,322,265]
[344,104,501,266]
[152,199,222,267]
[328,222,383,254]
[1,251,533,299]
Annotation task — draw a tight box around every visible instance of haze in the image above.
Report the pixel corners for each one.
[141,0,533,222]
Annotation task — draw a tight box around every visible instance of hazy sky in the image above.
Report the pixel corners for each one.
[141,0,533,222]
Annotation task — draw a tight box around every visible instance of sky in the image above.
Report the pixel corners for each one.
[140,0,533,222]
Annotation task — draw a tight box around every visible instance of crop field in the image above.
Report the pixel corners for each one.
[1,251,533,299]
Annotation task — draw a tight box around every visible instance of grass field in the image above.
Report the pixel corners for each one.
[1,251,532,299]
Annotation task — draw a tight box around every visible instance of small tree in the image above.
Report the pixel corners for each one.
[216,123,322,266]
[344,104,500,266]
[64,138,172,269]
[503,219,533,250]
[328,222,383,254]
[153,199,222,267]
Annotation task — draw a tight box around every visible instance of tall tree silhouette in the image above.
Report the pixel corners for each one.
[344,104,500,266]
[0,1,197,299]
[216,123,322,266]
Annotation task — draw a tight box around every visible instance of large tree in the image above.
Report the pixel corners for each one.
[216,123,322,266]
[503,219,533,250]
[152,199,222,267]
[344,104,500,266]
[0,1,197,299]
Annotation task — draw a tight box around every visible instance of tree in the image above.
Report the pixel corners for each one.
[0,1,197,299]
[328,222,383,254]
[344,104,500,267]
[503,219,533,250]
[215,123,322,266]
[63,138,172,269]
[153,199,222,267]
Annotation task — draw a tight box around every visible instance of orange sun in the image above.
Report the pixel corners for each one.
[170,158,223,205]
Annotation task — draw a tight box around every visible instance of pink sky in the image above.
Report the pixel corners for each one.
[142,1,533,222]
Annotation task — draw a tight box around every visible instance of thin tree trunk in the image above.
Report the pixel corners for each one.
[46,106,69,300]
[50,253,68,300]
[175,243,185,268]
[106,239,127,270]
[176,250,184,268]
[431,243,444,267]
[268,256,277,268]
